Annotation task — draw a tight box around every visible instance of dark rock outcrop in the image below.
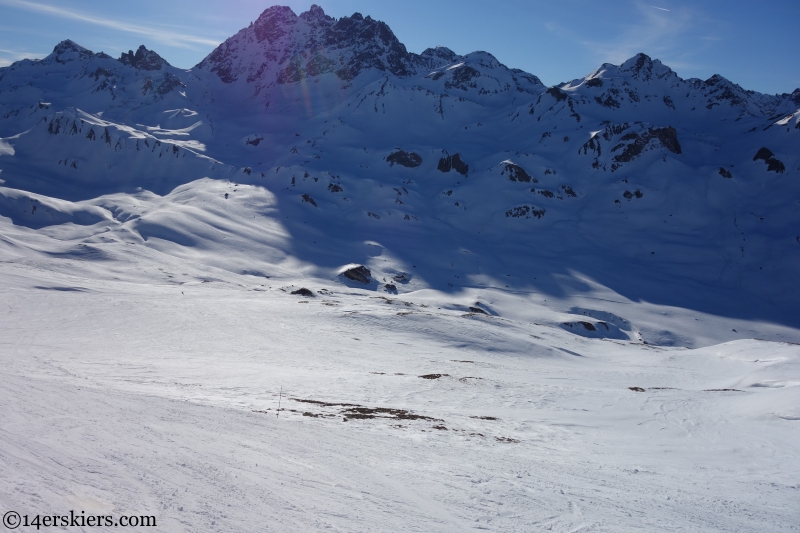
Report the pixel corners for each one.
[415,46,458,70]
[386,150,422,168]
[753,147,785,173]
[651,126,682,154]
[437,153,469,175]
[119,45,168,70]
[612,126,681,163]
[501,162,535,183]
[342,265,372,283]
[291,288,314,296]
[141,73,184,97]
[546,87,568,102]
[505,205,545,219]
[444,65,481,90]
[753,147,775,161]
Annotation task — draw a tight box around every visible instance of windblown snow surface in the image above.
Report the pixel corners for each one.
[1,5,799,532]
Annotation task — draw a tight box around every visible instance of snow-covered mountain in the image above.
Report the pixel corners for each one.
[0,3,798,328]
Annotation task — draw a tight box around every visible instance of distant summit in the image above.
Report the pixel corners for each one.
[119,45,169,71]
[45,39,110,63]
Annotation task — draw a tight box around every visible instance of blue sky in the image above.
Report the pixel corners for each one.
[0,0,797,94]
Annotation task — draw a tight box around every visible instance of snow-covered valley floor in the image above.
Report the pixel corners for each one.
[1,261,798,532]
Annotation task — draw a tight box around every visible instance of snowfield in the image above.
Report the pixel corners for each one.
[1,254,799,532]
[1,3,799,531]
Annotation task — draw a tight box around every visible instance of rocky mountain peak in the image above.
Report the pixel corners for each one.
[52,39,89,54]
[253,5,299,44]
[324,11,413,77]
[420,46,457,60]
[698,73,753,108]
[198,4,416,85]
[416,47,459,70]
[618,53,675,82]
[703,73,734,87]
[119,45,169,71]
[301,4,328,20]
[47,40,95,63]
[620,53,653,74]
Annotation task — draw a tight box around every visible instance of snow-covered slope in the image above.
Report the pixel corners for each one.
[1,8,797,322]
[0,5,799,531]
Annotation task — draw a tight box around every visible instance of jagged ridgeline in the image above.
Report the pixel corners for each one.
[0,4,798,306]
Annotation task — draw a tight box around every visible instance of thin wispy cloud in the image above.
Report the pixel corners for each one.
[546,0,707,72]
[0,48,44,57]
[0,0,222,49]
[0,47,47,66]
[588,2,693,63]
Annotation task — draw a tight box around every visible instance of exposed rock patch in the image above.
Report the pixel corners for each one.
[753,147,785,173]
[141,73,184,97]
[386,150,422,168]
[288,398,442,422]
[119,45,168,70]
[622,190,643,200]
[505,205,545,219]
[612,126,681,164]
[437,153,469,175]
[444,65,481,91]
[561,185,577,197]
[546,87,568,102]
[560,319,629,340]
[342,265,372,283]
[501,162,536,183]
